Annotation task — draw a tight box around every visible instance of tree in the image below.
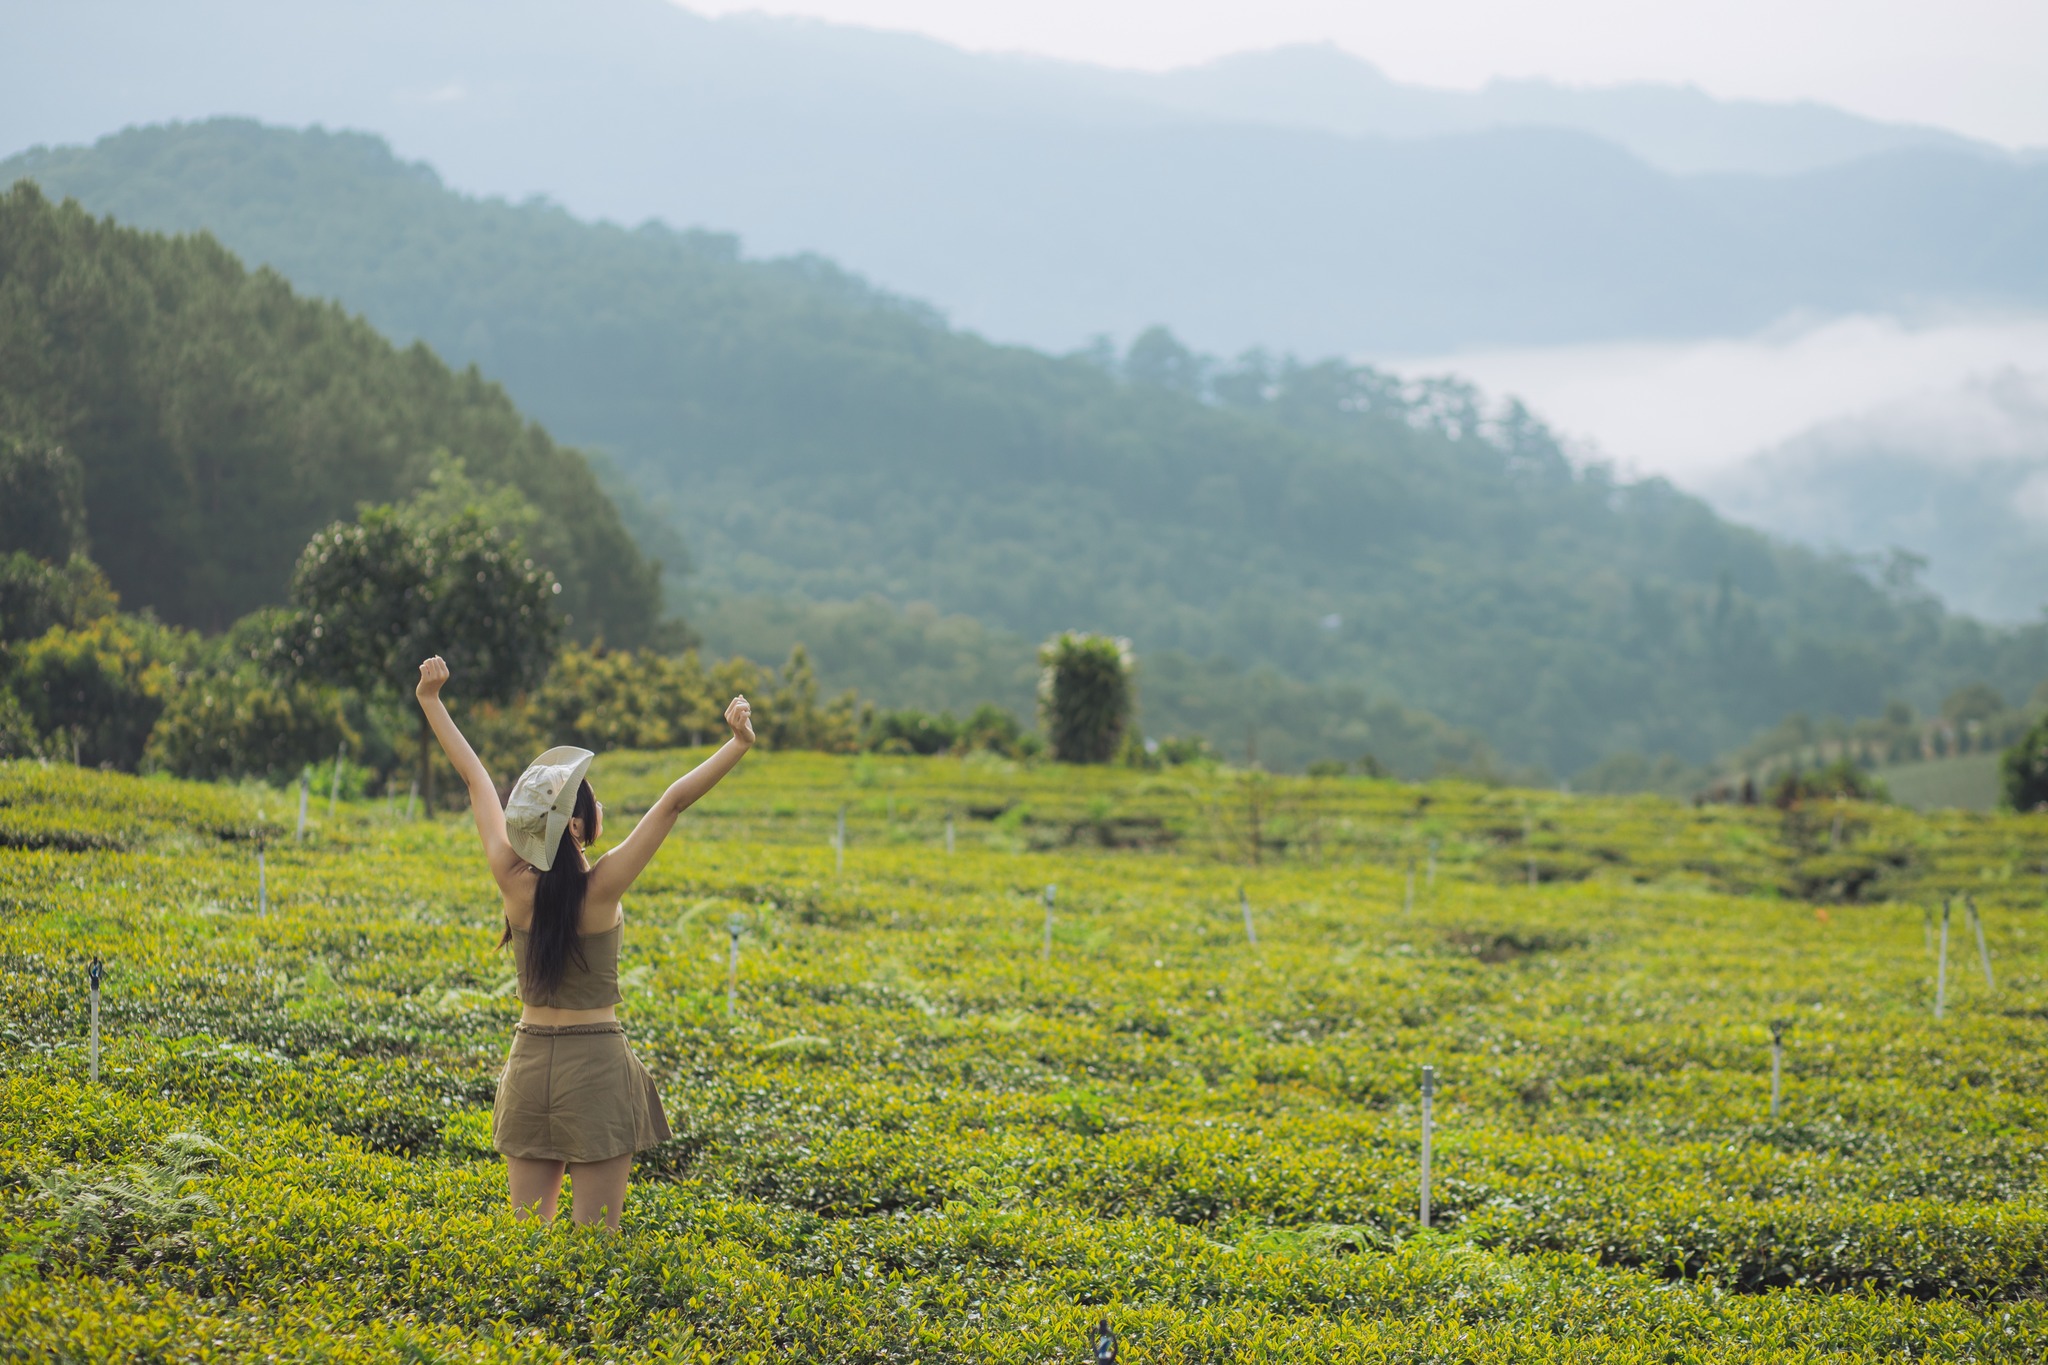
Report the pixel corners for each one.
[279,501,561,811]
[0,552,117,648]
[1038,633,1133,764]
[2003,714,2048,812]
[0,432,87,563]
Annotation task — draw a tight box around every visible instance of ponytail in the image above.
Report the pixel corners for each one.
[501,779,599,999]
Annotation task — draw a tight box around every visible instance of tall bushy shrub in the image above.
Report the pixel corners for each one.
[145,664,356,783]
[1038,632,1133,765]
[12,615,185,768]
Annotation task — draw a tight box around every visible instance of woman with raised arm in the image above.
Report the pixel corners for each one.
[414,654,754,1229]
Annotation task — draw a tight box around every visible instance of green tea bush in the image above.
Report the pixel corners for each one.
[2,754,2044,1360]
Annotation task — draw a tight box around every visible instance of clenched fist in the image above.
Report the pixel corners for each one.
[416,656,449,702]
[725,695,754,746]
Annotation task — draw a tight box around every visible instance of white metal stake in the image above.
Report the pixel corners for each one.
[1524,819,1536,887]
[257,837,268,917]
[1934,899,1950,1021]
[945,814,955,856]
[88,957,103,1084]
[1239,886,1257,948]
[726,916,743,1016]
[836,806,847,875]
[1967,896,1994,990]
[1419,1065,1436,1229]
[1426,840,1437,891]
[1043,884,1056,961]
[1768,1021,1785,1119]
[329,741,344,816]
[1404,864,1415,915]
[296,770,309,841]
[406,779,418,821]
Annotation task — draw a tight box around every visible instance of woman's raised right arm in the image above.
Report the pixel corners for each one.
[415,657,513,871]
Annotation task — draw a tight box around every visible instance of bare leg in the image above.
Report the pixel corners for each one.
[566,1153,633,1230]
[507,1156,567,1220]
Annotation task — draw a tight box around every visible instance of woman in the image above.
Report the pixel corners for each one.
[415,654,754,1229]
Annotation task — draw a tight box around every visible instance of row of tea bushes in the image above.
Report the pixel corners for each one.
[3,757,2044,1359]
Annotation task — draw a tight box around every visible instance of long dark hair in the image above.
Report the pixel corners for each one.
[502,779,600,1000]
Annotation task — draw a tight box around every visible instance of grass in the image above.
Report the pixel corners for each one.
[2,752,2045,1361]
[1875,753,2004,813]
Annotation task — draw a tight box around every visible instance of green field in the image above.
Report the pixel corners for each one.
[1875,754,2004,813]
[4,753,2046,1362]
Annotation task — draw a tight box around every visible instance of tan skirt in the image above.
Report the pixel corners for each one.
[493,1022,672,1163]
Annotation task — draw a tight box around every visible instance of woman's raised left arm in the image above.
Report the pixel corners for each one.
[592,696,753,897]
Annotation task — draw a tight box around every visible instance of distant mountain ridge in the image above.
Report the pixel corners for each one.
[3,0,2045,356]
[11,119,2044,779]
[1083,42,2000,177]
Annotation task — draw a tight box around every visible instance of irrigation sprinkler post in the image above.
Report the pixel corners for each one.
[1042,884,1056,962]
[1404,862,1415,915]
[945,813,955,856]
[1966,896,1993,991]
[1934,898,1950,1021]
[725,914,744,1016]
[1419,1065,1436,1230]
[296,769,309,842]
[329,741,344,817]
[836,806,847,876]
[1239,885,1257,948]
[1768,1020,1787,1119]
[256,832,268,917]
[1091,1318,1118,1364]
[87,957,103,1084]
[1427,839,1438,892]
[1524,817,1536,888]
[406,779,418,822]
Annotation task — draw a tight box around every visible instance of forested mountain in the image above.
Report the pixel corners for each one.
[3,0,2045,355]
[11,120,2044,778]
[0,182,659,642]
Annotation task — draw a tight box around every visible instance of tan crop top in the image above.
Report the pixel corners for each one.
[508,920,623,1008]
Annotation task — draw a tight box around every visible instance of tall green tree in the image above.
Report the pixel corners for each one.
[1038,632,1133,764]
[0,432,87,562]
[279,501,562,811]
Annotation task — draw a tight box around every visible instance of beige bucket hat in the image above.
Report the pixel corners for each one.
[504,745,595,870]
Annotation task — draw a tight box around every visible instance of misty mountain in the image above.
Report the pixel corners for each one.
[11,119,2045,778]
[1705,368,2048,624]
[1094,43,1995,177]
[4,0,2046,356]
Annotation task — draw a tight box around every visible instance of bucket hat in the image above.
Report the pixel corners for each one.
[505,746,596,870]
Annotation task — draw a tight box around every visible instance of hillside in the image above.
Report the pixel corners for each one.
[3,757,2044,1356]
[0,181,658,642]
[11,121,2046,778]
[3,0,2046,355]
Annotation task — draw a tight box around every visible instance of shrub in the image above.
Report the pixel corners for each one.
[145,663,357,784]
[1037,632,1133,764]
[11,614,186,768]
[1768,758,1887,809]
[868,709,959,756]
[2003,712,2048,812]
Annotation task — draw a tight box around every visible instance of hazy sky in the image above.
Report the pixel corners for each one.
[682,0,2048,148]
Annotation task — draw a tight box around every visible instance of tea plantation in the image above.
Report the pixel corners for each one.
[3,752,2044,1362]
